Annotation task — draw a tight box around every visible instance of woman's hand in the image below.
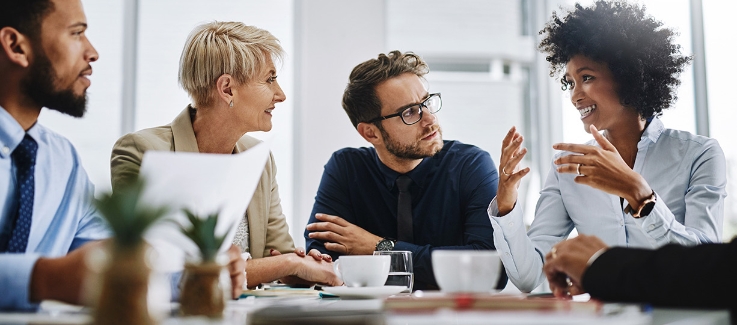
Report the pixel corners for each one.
[271,247,332,262]
[553,125,652,206]
[497,126,531,216]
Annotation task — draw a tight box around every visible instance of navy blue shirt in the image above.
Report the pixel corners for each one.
[305,140,505,290]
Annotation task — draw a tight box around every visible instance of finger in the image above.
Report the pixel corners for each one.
[308,231,344,244]
[504,147,528,175]
[322,254,333,262]
[504,167,530,185]
[555,163,581,175]
[502,134,524,163]
[552,143,599,155]
[231,272,245,299]
[315,213,350,227]
[295,247,306,257]
[501,126,517,149]
[270,249,282,256]
[554,154,591,166]
[323,242,347,254]
[590,125,617,152]
[306,221,343,234]
[307,249,323,261]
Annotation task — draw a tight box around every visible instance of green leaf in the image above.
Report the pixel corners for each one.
[178,208,226,262]
[94,178,168,248]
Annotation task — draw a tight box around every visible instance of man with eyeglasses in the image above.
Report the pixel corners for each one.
[305,51,506,290]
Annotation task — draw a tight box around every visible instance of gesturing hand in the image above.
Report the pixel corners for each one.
[543,235,608,298]
[497,126,531,216]
[305,213,382,255]
[553,125,652,207]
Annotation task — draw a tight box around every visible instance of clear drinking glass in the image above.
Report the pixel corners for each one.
[373,251,413,293]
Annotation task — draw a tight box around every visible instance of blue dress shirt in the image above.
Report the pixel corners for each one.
[305,140,503,290]
[488,118,726,292]
[0,107,109,310]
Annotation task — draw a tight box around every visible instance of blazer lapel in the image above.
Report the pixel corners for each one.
[171,106,199,153]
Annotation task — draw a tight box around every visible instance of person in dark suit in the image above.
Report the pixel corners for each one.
[544,234,737,311]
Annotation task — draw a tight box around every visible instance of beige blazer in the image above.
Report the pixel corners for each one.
[110,107,295,258]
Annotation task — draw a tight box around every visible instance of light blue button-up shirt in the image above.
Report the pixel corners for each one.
[0,107,109,310]
[488,118,726,292]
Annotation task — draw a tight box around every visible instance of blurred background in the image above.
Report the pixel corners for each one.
[46,0,736,261]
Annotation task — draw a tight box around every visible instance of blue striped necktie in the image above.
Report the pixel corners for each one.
[0,134,38,253]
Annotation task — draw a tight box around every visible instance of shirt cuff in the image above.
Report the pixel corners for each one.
[586,248,608,267]
[0,253,42,310]
[488,197,525,233]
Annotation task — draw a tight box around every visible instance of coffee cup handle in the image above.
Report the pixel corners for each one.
[333,259,343,284]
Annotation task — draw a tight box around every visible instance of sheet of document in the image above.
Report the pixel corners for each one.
[138,139,271,272]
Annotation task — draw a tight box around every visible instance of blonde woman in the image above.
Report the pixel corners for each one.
[111,22,340,289]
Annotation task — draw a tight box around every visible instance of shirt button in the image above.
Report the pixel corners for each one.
[508,222,514,227]
[648,224,655,231]
[505,252,511,256]
[2,147,9,154]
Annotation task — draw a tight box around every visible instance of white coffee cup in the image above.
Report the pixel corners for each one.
[431,250,501,293]
[333,255,391,287]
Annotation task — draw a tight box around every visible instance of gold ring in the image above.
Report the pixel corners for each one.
[502,167,511,177]
[576,164,584,177]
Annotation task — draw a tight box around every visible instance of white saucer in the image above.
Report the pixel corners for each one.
[321,285,407,299]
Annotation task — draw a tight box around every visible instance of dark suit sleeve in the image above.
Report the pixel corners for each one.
[583,239,737,309]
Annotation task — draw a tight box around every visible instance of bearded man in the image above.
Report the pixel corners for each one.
[304,51,506,290]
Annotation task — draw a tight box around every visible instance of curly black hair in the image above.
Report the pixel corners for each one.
[538,0,691,118]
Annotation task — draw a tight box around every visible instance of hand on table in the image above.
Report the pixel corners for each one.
[543,235,608,298]
[271,247,332,262]
[305,213,381,255]
[282,253,342,287]
[30,240,105,305]
[497,126,531,216]
[553,125,652,207]
[225,244,247,299]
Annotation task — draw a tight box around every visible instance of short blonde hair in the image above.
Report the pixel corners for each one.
[178,21,284,108]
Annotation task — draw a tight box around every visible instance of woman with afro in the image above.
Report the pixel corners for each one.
[487,0,726,293]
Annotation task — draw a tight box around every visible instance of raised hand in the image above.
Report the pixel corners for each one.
[553,125,652,207]
[306,213,382,255]
[497,126,531,216]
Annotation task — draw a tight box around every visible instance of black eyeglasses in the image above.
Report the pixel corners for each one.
[368,93,442,125]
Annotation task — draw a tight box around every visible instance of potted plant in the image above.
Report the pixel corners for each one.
[177,209,228,318]
[91,179,167,325]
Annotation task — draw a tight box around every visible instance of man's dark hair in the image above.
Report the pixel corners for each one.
[342,50,429,128]
[0,0,55,40]
[538,0,691,118]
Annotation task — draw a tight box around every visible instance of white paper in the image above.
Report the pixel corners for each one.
[138,139,271,272]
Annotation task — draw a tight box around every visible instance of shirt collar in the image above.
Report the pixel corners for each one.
[376,141,448,190]
[639,117,665,148]
[0,106,32,159]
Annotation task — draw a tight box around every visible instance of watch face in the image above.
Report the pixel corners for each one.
[641,201,656,217]
[376,239,394,251]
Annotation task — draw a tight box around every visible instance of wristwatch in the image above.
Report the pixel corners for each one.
[625,190,657,218]
[375,238,396,251]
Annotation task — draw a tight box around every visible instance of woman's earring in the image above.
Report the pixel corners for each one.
[229,100,234,108]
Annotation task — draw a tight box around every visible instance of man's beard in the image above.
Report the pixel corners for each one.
[20,47,87,118]
[379,125,443,160]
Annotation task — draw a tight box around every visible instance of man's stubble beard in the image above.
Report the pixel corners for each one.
[20,45,87,118]
[379,125,443,160]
